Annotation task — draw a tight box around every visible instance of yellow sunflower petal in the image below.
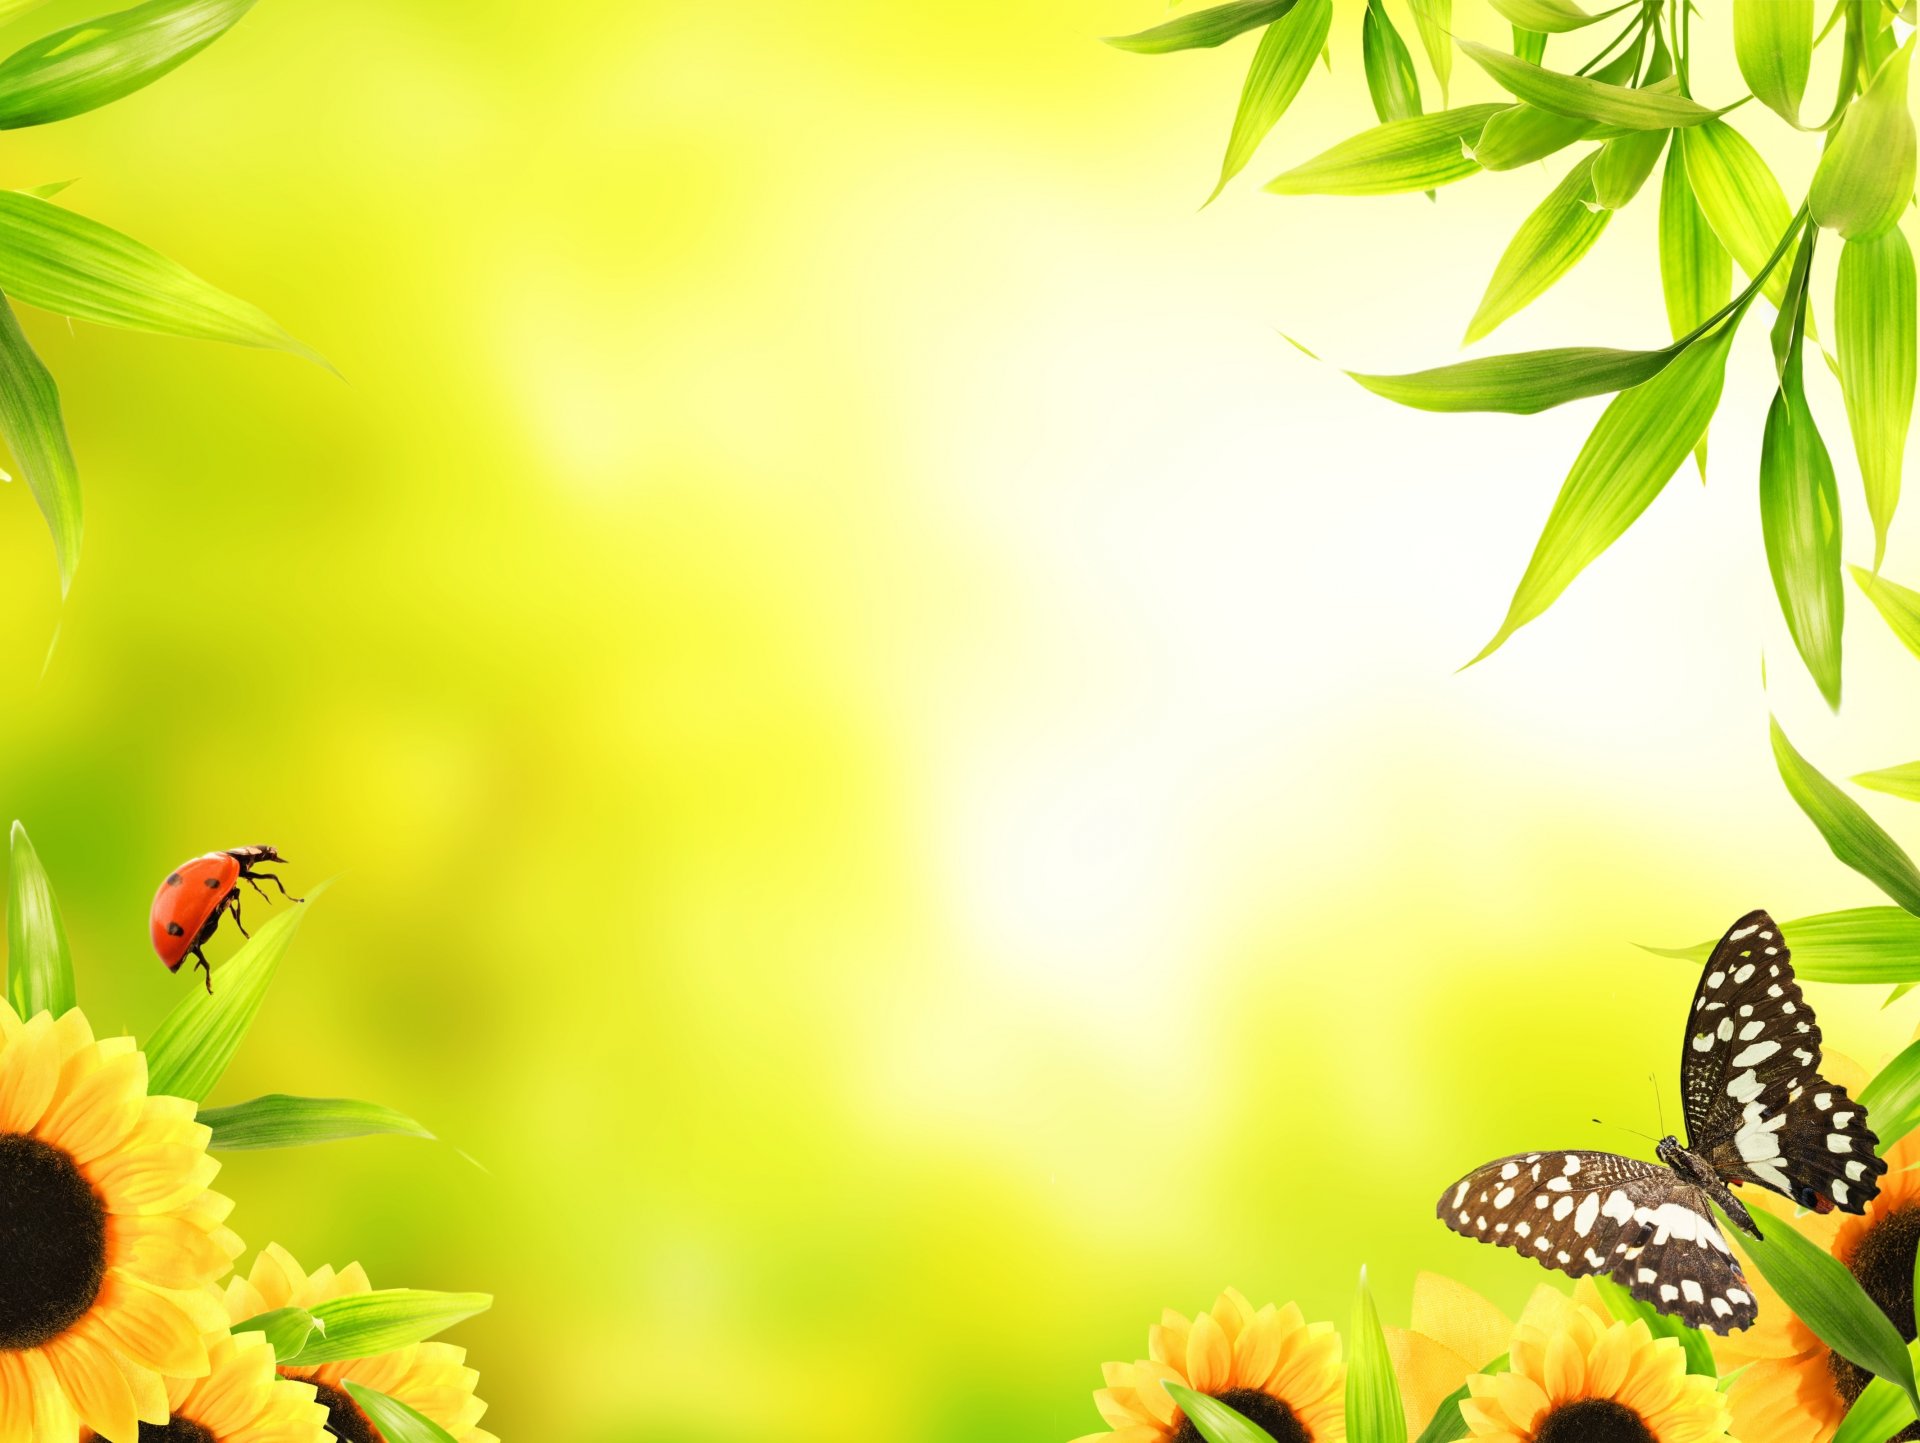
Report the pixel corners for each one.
[1410,1271,1513,1370]
[1386,1325,1472,1436]
[1186,1310,1232,1395]
[41,1330,139,1443]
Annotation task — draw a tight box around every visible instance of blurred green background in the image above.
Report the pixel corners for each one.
[0,1,1917,1438]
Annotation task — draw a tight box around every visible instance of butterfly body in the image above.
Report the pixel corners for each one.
[1436,909,1888,1334]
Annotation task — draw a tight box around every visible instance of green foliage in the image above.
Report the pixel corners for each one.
[198,1093,434,1150]
[1837,229,1916,565]
[0,298,79,593]
[1210,0,1332,200]
[1267,105,1505,195]
[5,821,73,1020]
[1647,906,1920,983]
[1771,718,1920,916]
[1106,0,1300,53]
[0,0,258,129]
[344,1385,462,1443]
[1862,1038,1920,1153]
[230,1307,322,1363]
[287,1288,493,1365]
[1810,38,1915,238]
[1733,0,1813,125]
[1466,152,1610,342]
[1344,1269,1403,1443]
[1855,763,1920,804]
[1853,565,1920,661]
[1164,1385,1280,1443]
[1362,0,1423,125]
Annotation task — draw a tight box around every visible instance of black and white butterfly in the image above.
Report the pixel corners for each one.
[1436,909,1888,1334]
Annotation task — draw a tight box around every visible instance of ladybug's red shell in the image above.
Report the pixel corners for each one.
[150,853,239,971]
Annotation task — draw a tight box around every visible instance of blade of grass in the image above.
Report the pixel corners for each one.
[1346,1268,1403,1443]
[5,821,73,1020]
[198,1094,433,1150]
[343,1386,459,1443]
[1164,1384,1281,1443]
[288,1289,492,1366]
[1861,1038,1920,1152]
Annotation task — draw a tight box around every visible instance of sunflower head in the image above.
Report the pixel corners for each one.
[80,1331,330,1443]
[1461,1280,1729,1443]
[0,1003,239,1443]
[224,1243,496,1443]
[1073,1288,1344,1443]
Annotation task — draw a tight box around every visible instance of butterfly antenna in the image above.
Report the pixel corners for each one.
[1591,1117,1662,1146]
[1651,1071,1668,1139]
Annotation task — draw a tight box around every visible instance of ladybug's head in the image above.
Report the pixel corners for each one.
[225,845,285,865]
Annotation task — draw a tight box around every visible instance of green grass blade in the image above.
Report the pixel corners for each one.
[1164,1384,1280,1443]
[1646,906,1920,983]
[1811,38,1916,238]
[1734,1204,1920,1413]
[1106,0,1299,53]
[1681,122,1796,306]
[1861,1038,1920,1152]
[1734,0,1814,125]
[1853,565,1920,661]
[1346,1268,1403,1443]
[1406,0,1451,101]
[1856,763,1920,802]
[0,191,317,358]
[6,821,73,1020]
[288,1289,492,1366]
[1210,0,1333,201]
[198,1093,434,1150]
[144,893,314,1102]
[1349,344,1677,414]
[229,1307,319,1363]
[1458,41,1717,129]
[1836,1374,1918,1443]
[1265,104,1504,195]
[343,1385,459,1443]
[1465,153,1610,343]
[1836,228,1915,567]
[1363,0,1423,124]
[1592,1276,1716,1376]
[1412,1354,1509,1443]
[1486,0,1631,31]
[0,0,256,130]
[0,295,79,593]
[1772,717,1920,916]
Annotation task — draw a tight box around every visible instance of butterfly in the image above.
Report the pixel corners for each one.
[1436,909,1888,1333]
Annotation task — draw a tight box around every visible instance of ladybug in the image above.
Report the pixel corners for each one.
[149,846,302,993]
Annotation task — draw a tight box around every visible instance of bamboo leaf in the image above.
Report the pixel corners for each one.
[1811,38,1916,238]
[0,0,256,130]
[1458,42,1718,129]
[1405,0,1451,101]
[1210,0,1333,200]
[198,1094,434,1150]
[1657,142,1729,475]
[1470,316,1739,663]
[1772,718,1920,917]
[1265,104,1504,195]
[1853,565,1920,662]
[1835,1374,1917,1443]
[1164,1384,1280,1443]
[1857,764,1920,803]
[6,821,73,1021]
[1646,906,1920,982]
[0,295,79,593]
[1362,0,1422,124]
[1732,1205,1920,1413]
[0,193,317,358]
[1681,122,1797,306]
[1836,228,1915,566]
[1349,344,1679,414]
[1486,0,1630,31]
[1106,0,1299,53]
[1413,1354,1509,1443]
[1591,128,1666,210]
[343,1385,459,1443]
[1469,102,1592,169]
[1345,1268,1403,1443]
[1734,0,1815,125]
[1465,154,1610,343]
[288,1289,492,1366]
[1592,1276,1716,1376]
[1861,1038,1920,1152]
[1513,26,1547,64]
[144,893,315,1102]
[229,1307,320,1364]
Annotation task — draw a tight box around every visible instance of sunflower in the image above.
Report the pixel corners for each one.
[1383,1273,1515,1436]
[81,1331,329,1443]
[0,1003,239,1443]
[1714,1050,1920,1443]
[223,1243,496,1443]
[1071,1287,1344,1443]
[1458,1278,1730,1443]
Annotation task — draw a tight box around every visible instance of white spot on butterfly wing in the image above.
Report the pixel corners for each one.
[1732,1041,1781,1067]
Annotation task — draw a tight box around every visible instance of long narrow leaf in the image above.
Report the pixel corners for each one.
[1106,0,1299,53]
[1211,0,1333,199]
[1645,906,1920,982]
[6,821,73,1020]
[1265,105,1504,195]
[1363,0,1422,124]
[343,1386,459,1443]
[1861,1039,1920,1152]
[1164,1385,1279,1443]
[1835,1375,1916,1443]
[1591,128,1666,209]
[1465,154,1609,343]
[229,1307,320,1363]
[1681,122,1796,306]
[1346,1269,1402,1443]
[1856,764,1920,803]
[1350,344,1678,414]
[1486,0,1630,31]
[1513,26,1547,64]
[1811,38,1916,238]
[288,1289,492,1366]
[1459,42,1717,129]
[1469,102,1591,169]
[0,295,79,591]
[1772,718,1920,917]
[1405,0,1451,101]
[1734,0,1814,125]
[1853,565,1920,661]
[0,0,256,130]
[1657,143,1729,474]
[1593,1276,1716,1376]
[198,1094,433,1150]
[144,895,313,1102]
[1836,228,1915,566]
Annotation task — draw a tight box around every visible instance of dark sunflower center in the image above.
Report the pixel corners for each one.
[1533,1398,1656,1443]
[136,1421,215,1443]
[1830,1204,1920,1437]
[0,1132,108,1349]
[312,1382,386,1443]
[1171,1389,1311,1443]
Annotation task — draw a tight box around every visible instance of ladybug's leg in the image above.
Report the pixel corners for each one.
[190,948,212,995]
[226,890,250,940]
[241,869,301,904]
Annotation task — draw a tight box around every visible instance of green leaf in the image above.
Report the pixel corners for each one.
[1486,0,1630,31]
[198,1093,434,1150]
[343,1385,460,1443]
[1835,1373,1918,1443]
[1465,153,1610,343]
[287,1289,492,1366]
[1861,1037,1920,1152]
[1853,565,1920,661]
[1772,717,1920,916]
[1349,343,1679,414]
[1513,26,1547,64]
[1164,1384,1280,1443]
[0,192,317,358]
[1657,143,1729,475]
[1470,315,1739,664]
[1734,0,1814,125]
[1405,0,1451,101]
[144,893,314,1102]
[1733,1204,1920,1414]
[1592,1276,1716,1377]
[229,1307,320,1363]
[1458,42,1718,129]
[1363,0,1422,124]
[0,295,79,593]
[1681,122,1797,306]
[1468,102,1590,169]
[5,821,73,1021]
[1265,104,1504,195]
[1210,0,1333,200]
[1591,127,1666,209]
[0,0,256,130]
[1646,906,1920,981]
[1106,0,1299,53]
[1836,228,1915,567]
[1345,1268,1403,1443]
[1857,763,1920,803]
[1412,1354,1509,1443]
[1811,38,1916,238]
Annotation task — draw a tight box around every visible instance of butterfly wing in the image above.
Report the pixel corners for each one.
[1680,909,1887,1213]
[1435,1150,1757,1332]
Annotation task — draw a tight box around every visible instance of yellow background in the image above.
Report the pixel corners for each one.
[0,1,1912,1438]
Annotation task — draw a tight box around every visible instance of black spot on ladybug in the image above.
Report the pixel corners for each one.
[204,877,220,888]
[166,922,184,937]
[166,873,182,887]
